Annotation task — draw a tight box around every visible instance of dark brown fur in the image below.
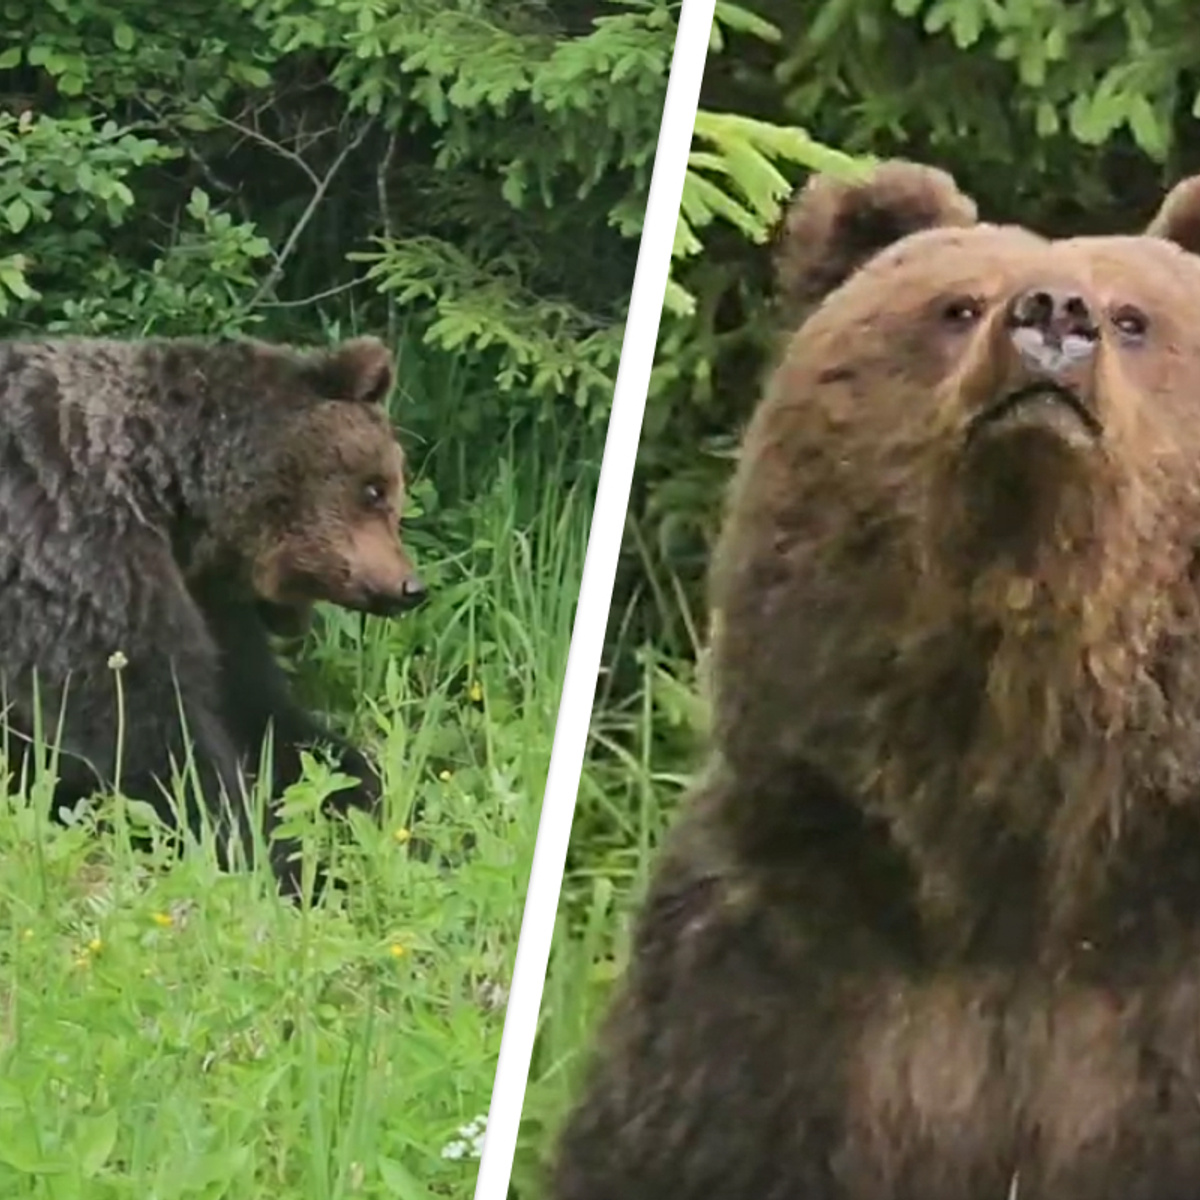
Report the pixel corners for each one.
[551,162,1200,1200]
[0,333,423,897]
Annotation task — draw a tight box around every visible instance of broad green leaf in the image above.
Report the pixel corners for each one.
[712,1,781,44]
[75,1111,118,1179]
[5,197,30,234]
[378,1155,437,1199]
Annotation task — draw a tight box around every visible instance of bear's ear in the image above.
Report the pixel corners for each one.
[1146,176,1200,255]
[312,336,395,405]
[774,159,978,320]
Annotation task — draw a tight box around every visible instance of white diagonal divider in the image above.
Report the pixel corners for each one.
[471,2,719,1195]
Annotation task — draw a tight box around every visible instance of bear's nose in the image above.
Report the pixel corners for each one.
[1004,286,1100,375]
[399,576,427,608]
[363,576,427,618]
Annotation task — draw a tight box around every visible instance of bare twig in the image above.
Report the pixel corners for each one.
[244,118,376,311]
[163,131,238,196]
[137,100,278,260]
[206,110,324,188]
[258,278,367,309]
[376,130,400,344]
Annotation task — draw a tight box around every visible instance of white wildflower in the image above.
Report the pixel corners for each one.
[440,1113,487,1161]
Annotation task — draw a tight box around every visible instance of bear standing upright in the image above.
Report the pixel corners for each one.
[550,162,1200,1200]
[0,333,425,895]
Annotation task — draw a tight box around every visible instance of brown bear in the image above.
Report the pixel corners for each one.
[549,161,1200,1200]
[0,333,425,897]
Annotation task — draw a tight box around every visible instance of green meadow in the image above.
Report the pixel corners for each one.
[0,350,598,1198]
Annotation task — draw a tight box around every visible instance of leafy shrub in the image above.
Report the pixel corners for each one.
[1,0,681,432]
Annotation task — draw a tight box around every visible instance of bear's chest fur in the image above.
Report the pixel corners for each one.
[836,963,1200,1200]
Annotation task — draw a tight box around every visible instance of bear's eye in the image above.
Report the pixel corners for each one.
[361,480,389,510]
[1111,306,1148,342]
[941,297,984,328]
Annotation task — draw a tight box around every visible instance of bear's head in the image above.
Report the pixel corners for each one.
[709,160,1200,921]
[215,336,426,625]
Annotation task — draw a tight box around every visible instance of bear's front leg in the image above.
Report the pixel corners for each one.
[1,540,257,872]
[195,583,384,818]
[550,767,942,1200]
[266,705,383,819]
[260,718,383,902]
[112,667,255,873]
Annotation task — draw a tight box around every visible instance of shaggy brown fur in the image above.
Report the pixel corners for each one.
[550,162,1200,1200]
[0,333,425,896]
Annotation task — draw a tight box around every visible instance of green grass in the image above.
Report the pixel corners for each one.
[0,426,594,1199]
[506,543,709,1200]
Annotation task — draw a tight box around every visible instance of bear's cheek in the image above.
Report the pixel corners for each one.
[339,520,426,616]
[249,536,345,607]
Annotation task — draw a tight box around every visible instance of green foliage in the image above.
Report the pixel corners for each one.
[671,111,862,315]
[0,0,679,427]
[338,0,678,423]
[356,238,623,421]
[0,110,275,334]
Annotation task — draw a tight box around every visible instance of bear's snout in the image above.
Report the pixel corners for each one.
[1003,282,1099,384]
[1004,284,1100,376]
[964,280,1103,445]
[350,529,428,617]
[363,574,427,617]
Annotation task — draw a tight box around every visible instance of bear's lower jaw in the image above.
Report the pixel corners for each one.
[948,421,1104,576]
[967,385,1101,450]
[353,590,416,618]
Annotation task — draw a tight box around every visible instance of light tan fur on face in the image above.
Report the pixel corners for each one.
[249,401,417,612]
[713,217,1200,950]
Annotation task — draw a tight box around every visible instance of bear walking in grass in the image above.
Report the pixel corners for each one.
[0,333,425,896]
[550,161,1200,1200]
